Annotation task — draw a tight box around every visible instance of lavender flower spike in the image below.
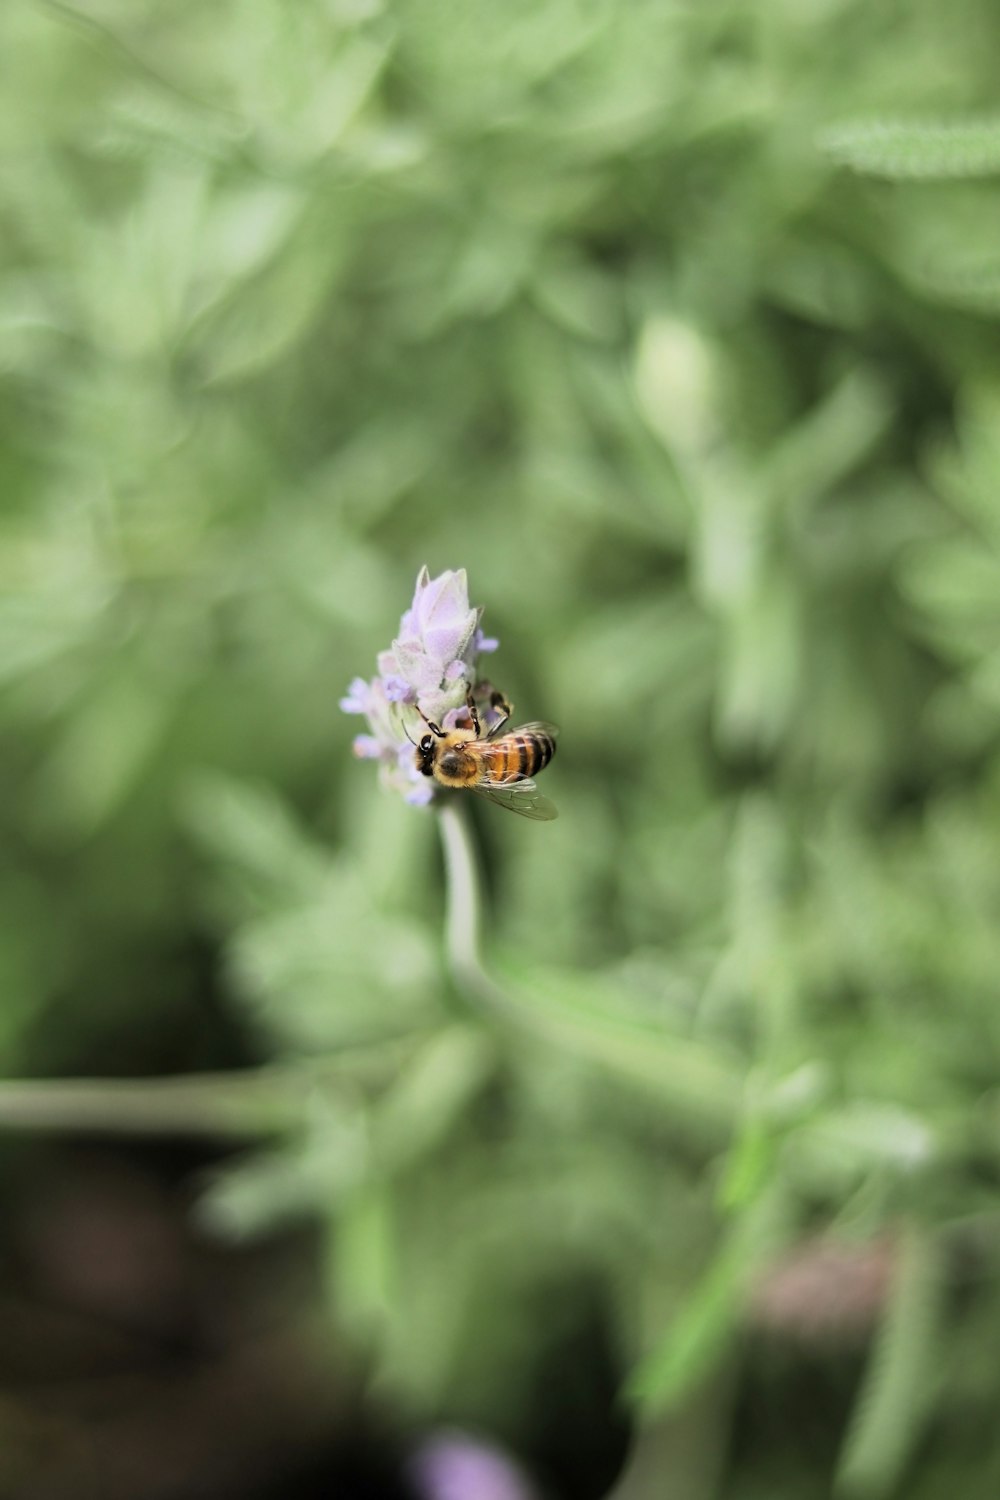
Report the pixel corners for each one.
[341,567,500,806]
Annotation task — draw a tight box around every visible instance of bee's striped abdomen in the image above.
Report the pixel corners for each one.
[492,730,556,782]
[524,730,556,777]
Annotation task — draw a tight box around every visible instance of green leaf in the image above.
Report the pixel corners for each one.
[715,571,801,752]
[908,255,1000,316]
[32,667,174,838]
[329,1183,399,1340]
[184,773,331,912]
[501,962,744,1146]
[629,1186,791,1412]
[820,118,1000,179]
[372,1025,496,1170]
[198,1092,368,1240]
[836,1227,945,1497]
[186,775,439,1052]
[787,1103,939,1201]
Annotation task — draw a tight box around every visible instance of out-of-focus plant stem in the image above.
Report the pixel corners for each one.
[0,799,507,1140]
[436,798,518,1020]
[0,802,529,1141]
[0,1047,409,1140]
[0,801,739,1149]
[606,1368,737,1500]
[0,1070,302,1137]
[437,798,740,1145]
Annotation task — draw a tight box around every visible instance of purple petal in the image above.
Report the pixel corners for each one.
[422,613,478,667]
[475,628,499,653]
[415,570,471,636]
[339,676,370,714]
[397,606,417,639]
[392,638,430,679]
[383,675,415,703]
[441,705,471,731]
[392,638,449,694]
[413,572,452,630]
[352,735,382,760]
[405,781,436,806]
[408,1433,535,1500]
[444,659,467,683]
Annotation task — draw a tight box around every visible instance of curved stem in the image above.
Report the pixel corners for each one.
[436,798,517,1020]
[0,807,510,1139]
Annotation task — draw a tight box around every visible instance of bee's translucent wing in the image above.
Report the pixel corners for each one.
[470,779,558,821]
[508,721,559,739]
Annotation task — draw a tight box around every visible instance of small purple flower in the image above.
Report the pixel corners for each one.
[383,675,415,704]
[341,567,500,806]
[408,1432,537,1500]
[339,677,370,714]
[475,628,499,654]
[352,735,381,760]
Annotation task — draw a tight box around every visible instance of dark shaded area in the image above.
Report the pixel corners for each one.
[0,1139,353,1499]
[0,1136,635,1499]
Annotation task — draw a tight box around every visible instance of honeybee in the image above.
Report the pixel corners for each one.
[411,687,558,820]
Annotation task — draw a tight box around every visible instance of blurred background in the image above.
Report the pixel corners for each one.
[5,0,1000,1495]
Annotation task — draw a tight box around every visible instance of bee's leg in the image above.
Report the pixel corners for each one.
[486,687,512,736]
[465,688,482,737]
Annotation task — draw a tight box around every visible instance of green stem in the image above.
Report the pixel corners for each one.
[0,1070,299,1138]
[0,805,504,1142]
[435,801,739,1146]
[0,801,733,1147]
[0,1045,409,1140]
[436,798,517,1020]
[606,1366,737,1500]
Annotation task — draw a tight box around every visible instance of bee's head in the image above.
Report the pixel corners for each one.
[414,728,437,776]
[407,709,443,776]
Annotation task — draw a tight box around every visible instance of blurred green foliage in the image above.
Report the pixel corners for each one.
[6,0,1000,1494]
